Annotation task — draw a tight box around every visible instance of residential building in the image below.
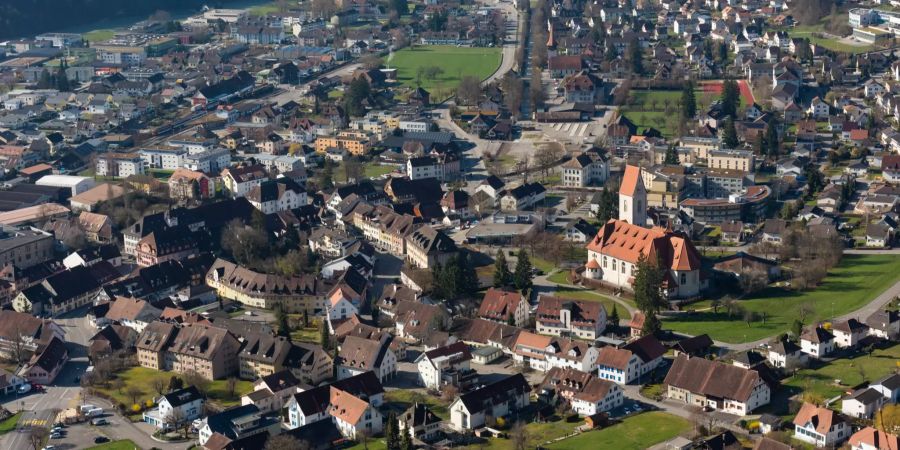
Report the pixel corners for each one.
[21,336,68,384]
[708,149,756,172]
[136,321,241,380]
[415,342,477,391]
[560,151,609,187]
[404,225,457,269]
[866,309,900,340]
[13,265,103,316]
[0,310,64,362]
[539,367,624,416]
[246,179,307,214]
[238,334,331,384]
[96,153,145,177]
[499,182,546,211]
[337,335,397,383]
[206,258,332,313]
[800,327,835,358]
[0,226,54,270]
[241,371,304,415]
[832,319,869,348]
[284,372,384,439]
[449,374,531,430]
[596,335,666,384]
[766,338,806,370]
[477,288,529,328]
[143,386,204,430]
[221,165,268,198]
[398,403,442,442]
[842,388,885,419]
[535,295,607,340]
[101,296,163,333]
[197,405,280,446]
[871,373,900,403]
[849,427,900,450]
[664,355,771,416]
[793,402,850,447]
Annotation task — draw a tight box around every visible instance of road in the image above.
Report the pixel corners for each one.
[482,0,519,85]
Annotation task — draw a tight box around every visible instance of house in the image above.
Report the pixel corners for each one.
[762,219,787,244]
[415,342,477,391]
[564,219,598,243]
[221,165,268,198]
[499,183,546,211]
[404,225,457,270]
[800,327,835,358]
[13,265,104,316]
[535,295,607,340]
[241,370,303,415]
[766,338,806,370]
[449,374,531,430]
[871,373,900,403]
[337,335,397,382]
[664,355,771,416]
[510,332,599,373]
[477,288,529,328]
[88,325,135,361]
[866,309,900,340]
[197,404,281,446]
[539,367,624,416]
[842,388,885,420]
[21,337,68,384]
[832,319,869,348]
[671,334,714,358]
[136,322,241,380]
[398,403,442,442]
[849,427,900,450]
[0,368,26,396]
[284,372,384,439]
[0,311,64,362]
[143,386,204,431]
[596,335,666,384]
[792,402,850,447]
[238,334,331,383]
[246,179,307,214]
[101,296,163,333]
[390,300,450,344]
[720,221,745,244]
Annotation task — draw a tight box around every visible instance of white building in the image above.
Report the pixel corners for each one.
[596,335,666,385]
[246,179,307,214]
[793,403,850,447]
[800,327,835,359]
[414,342,475,390]
[842,388,885,420]
[35,175,96,196]
[449,374,530,430]
[664,355,771,416]
[143,386,204,430]
[139,147,186,170]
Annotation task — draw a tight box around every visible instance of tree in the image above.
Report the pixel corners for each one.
[152,377,167,395]
[401,422,414,450]
[530,67,545,110]
[343,77,371,117]
[501,72,524,116]
[29,426,49,450]
[720,78,740,118]
[791,319,804,338]
[168,376,183,392]
[275,304,292,338]
[664,145,679,165]
[511,421,529,450]
[310,0,338,18]
[642,312,662,335]
[390,0,408,16]
[183,370,211,395]
[360,54,382,70]
[493,250,513,287]
[343,157,363,183]
[319,320,331,349]
[594,188,619,223]
[319,158,335,190]
[164,407,186,436]
[226,376,239,398]
[633,254,666,314]
[456,75,482,106]
[513,248,533,291]
[37,69,52,89]
[608,305,620,328]
[721,116,739,148]
[56,66,70,91]
[386,412,400,450]
[627,38,643,75]
[765,119,779,158]
[126,386,143,405]
[875,404,900,434]
[681,81,696,119]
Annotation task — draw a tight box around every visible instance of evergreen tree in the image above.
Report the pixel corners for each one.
[608,305,620,328]
[663,145,679,165]
[792,319,804,338]
[493,250,512,288]
[642,312,662,335]
[722,116,739,148]
[513,248,533,291]
[459,251,479,298]
[594,188,619,223]
[56,66,70,91]
[343,77,371,117]
[633,254,665,315]
[681,81,696,120]
[765,120,779,158]
[720,78,740,118]
[627,38,643,75]
[754,131,765,156]
[401,424,414,450]
[319,320,330,349]
[386,412,400,450]
[319,159,334,190]
[275,304,291,339]
[37,69,52,89]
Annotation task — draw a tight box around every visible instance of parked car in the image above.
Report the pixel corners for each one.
[93,436,109,444]
[91,418,108,426]
[17,384,30,394]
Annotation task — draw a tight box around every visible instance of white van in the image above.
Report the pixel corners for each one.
[85,408,104,417]
[79,404,96,414]
[17,384,30,394]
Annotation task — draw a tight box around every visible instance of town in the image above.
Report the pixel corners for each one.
[0,0,897,449]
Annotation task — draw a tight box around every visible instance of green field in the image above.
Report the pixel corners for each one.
[787,21,875,54]
[390,46,502,99]
[384,390,450,420]
[87,440,141,450]
[249,2,281,15]
[83,29,115,43]
[547,412,691,450]
[95,367,253,409]
[551,287,632,320]
[333,161,397,183]
[665,254,900,343]
[464,417,582,450]
[784,343,900,401]
[0,413,20,435]
[621,90,685,137]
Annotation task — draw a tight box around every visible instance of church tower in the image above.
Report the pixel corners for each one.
[618,165,647,227]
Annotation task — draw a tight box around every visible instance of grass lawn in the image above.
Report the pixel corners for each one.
[552,287,632,319]
[547,270,572,285]
[333,161,397,183]
[290,327,320,344]
[0,413,20,434]
[546,412,691,450]
[249,2,281,15]
[95,367,253,409]
[83,29,115,43]
[665,254,900,343]
[531,257,556,274]
[390,46,501,98]
[384,390,450,420]
[87,440,141,450]
[784,343,900,401]
[465,417,582,450]
[346,439,387,450]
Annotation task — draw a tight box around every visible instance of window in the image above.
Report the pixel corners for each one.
[680,273,686,285]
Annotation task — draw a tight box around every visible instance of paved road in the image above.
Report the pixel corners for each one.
[482,0,519,85]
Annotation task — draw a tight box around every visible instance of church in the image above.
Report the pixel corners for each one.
[584,165,703,299]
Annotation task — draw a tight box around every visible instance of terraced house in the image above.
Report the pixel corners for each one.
[206,258,332,313]
[345,203,419,257]
[136,321,241,380]
[238,333,332,384]
[664,355,771,416]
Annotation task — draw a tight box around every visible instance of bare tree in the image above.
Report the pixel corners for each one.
[126,386,143,406]
[310,0,338,18]
[226,376,239,399]
[184,370,211,396]
[343,158,364,183]
[798,302,816,323]
[360,54,383,70]
[164,407,185,435]
[511,421,529,450]
[152,378,167,396]
[265,434,310,450]
[456,76,483,106]
[29,426,49,450]
[739,267,769,296]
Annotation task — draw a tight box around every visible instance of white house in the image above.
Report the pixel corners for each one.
[871,373,900,403]
[510,332,600,373]
[414,342,475,391]
[337,335,397,383]
[143,386,204,430]
[808,97,830,119]
[832,319,869,348]
[449,374,530,430]
[849,427,900,450]
[793,403,850,447]
[766,339,807,370]
[596,335,666,384]
[539,367,624,416]
[246,179,307,214]
[535,295,607,340]
[284,371,384,438]
[800,327,835,358]
[842,388,885,420]
[398,403,442,442]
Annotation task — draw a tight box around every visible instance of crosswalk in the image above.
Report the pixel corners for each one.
[549,122,592,137]
[21,418,47,428]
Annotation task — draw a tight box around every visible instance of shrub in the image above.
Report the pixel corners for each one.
[131,404,141,413]
[495,417,506,429]
[145,399,154,408]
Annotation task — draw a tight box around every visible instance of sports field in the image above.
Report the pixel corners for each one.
[389,45,502,99]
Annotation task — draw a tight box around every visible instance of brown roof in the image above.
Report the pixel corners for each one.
[596,346,634,370]
[793,402,845,434]
[754,437,793,450]
[329,387,370,425]
[535,295,606,327]
[478,288,524,322]
[849,427,900,450]
[69,183,125,206]
[168,323,236,359]
[663,354,764,402]
[620,165,642,197]
[453,318,521,347]
[338,335,392,371]
[77,211,111,234]
[135,320,176,352]
[20,163,53,176]
[105,296,159,323]
[540,367,617,403]
[586,220,701,271]
[0,310,47,343]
